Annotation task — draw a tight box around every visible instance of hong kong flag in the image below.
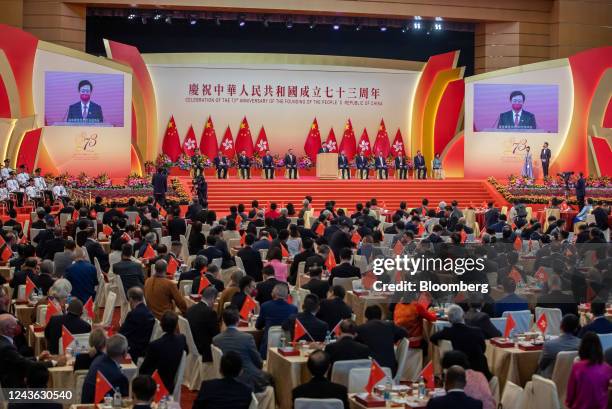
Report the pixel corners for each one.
[162,116,182,162]
[182,125,198,157]
[338,119,357,160]
[325,128,339,153]
[200,116,219,159]
[357,128,372,157]
[391,128,406,157]
[254,126,270,156]
[303,118,322,161]
[219,126,235,158]
[537,313,548,334]
[372,119,391,158]
[235,116,255,157]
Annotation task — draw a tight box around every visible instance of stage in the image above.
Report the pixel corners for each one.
[176,177,505,212]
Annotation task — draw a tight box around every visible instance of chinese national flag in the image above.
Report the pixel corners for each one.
[315,223,325,236]
[162,116,182,162]
[239,232,246,246]
[504,313,516,338]
[365,360,386,394]
[513,236,522,251]
[420,361,435,388]
[94,370,113,403]
[235,116,255,157]
[417,224,425,236]
[303,118,322,162]
[372,119,391,158]
[509,267,523,284]
[200,116,219,159]
[235,215,242,230]
[198,274,211,294]
[332,321,342,337]
[293,318,310,342]
[357,128,372,157]
[460,230,468,243]
[142,244,155,260]
[351,231,362,245]
[45,300,60,324]
[254,126,270,156]
[102,224,113,236]
[25,276,37,299]
[281,244,289,258]
[536,313,548,334]
[182,125,198,157]
[393,240,404,255]
[84,296,95,320]
[534,267,549,283]
[325,128,339,153]
[219,126,235,159]
[338,119,357,160]
[362,271,377,289]
[239,295,257,319]
[325,251,336,271]
[391,128,406,157]
[19,234,27,244]
[167,257,179,275]
[0,244,13,262]
[61,325,74,352]
[152,370,170,402]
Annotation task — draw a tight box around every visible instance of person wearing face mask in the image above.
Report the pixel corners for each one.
[66,80,103,124]
[497,90,536,130]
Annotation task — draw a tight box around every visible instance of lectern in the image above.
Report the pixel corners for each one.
[316,153,338,179]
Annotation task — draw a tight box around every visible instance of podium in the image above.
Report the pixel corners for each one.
[316,153,338,179]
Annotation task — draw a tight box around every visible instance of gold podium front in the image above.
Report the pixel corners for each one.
[316,153,338,180]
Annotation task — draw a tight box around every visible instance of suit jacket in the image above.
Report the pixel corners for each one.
[53,250,74,277]
[112,260,145,296]
[426,391,483,409]
[256,299,298,356]
[168,217,186,241]
[262,155,274,168]
[578,316,612,337]
[464,310,501,339]
[540,148,551,162]
[395,156,408,169]
[84,239,109,272]
[81,354,129,403]
[302,278,330,301]
[118,302,155,362]
[193,377,252,409]
[317,297,353,330]
[593,207,609,230]
[151,172,167,195]
[102,208,127,225]
[45,312,91,354]
[0,335,40,387]
[185,301,219,362]
[274,216,290,232]
[494,293,529,317]
[329,262,361,286]
[356,320,407,375]
[213,327,267,392]
[140,333,188,392]
[430,323,491,379]
[65,260,98,303]
[329,231,353,261]
[575,177,586,197]
[198,246,224,265]
[484,208,499,228]
[237,246,263,282]
[497,110,536,129]
[34,229,54,257]
[284,154,297,168]
[213,156,228,169]
[255,277,281,305]
[374,156,387,169]
[238,155,251,169]
[537,333,580,378]
[338,155,349,169]
[41,237,65,261]
[289,249,316,283]
[283,312,329,342]
[324,336,371,370]
[74,351,103,371]
[414,155,426,168]
[190,273,224,294]
[292,376,349,409]
[10,269,40,299]
[67,101,103,123]
[186,203,203,220]
[355,155,368,169]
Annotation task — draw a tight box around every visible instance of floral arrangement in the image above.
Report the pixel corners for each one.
[144,161,156,175]
[155,153,173,170]
[298,155,313,170]
[93,173,112,188]
[124,173,149,188]
[176,153,192,171]
[170,177,190,203]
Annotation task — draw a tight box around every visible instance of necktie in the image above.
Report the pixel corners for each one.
[514,113,519,126]
[82,105,87,119]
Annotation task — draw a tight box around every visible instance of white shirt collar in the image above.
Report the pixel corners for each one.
[81,101,90,110]
[447,388,465,393]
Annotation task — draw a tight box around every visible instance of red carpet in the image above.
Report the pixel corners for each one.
[177,177,506,212]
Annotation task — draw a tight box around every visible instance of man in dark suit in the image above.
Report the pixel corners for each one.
[430,305,492,379]
[66,80,103,124]
[139,311,188,392]
[578,300,612,337]
[167,207,186,241]
[329,225,354,262]
[356,306,407,376]
[329,248,361,286]
[129,375,157,409]
[255,284,298,357]
[338,151,350,179]
[185,287,219,363]
[536,274,578,316]
[484,202,500,228]
[414,150,427,179]
[185,197,202,220]
[81,334,130,403]
[540,142,551,178]
[283,294,328,342]
[355,152,369,179]
[317,285,353,330]
[33,217,56,258]
[198,235,224,266]
[151,168,167,209]
[112,244,145,297]
[213,308,271,393]
[318,144,330,153]
[10,257,41,299]
[288,237,316,285]
[324,319,370,372]
[237,150,251,179]
[284,148,298,179]
[237,234,263,281]
[213,152,229,179]
[193,351,253,409]
[426,366,483,409]
[292,349,349,409]
[262,150,275,179]
[497,90,536,130]
[395,153,409,179]
[102,202,127,226]
[7,362,64,409]
[193,174,208,206]
[302,267,330,301]
[464,297,501,340]
[83,229,109,272]
[255,266,280,305]
[118,287,155,363]
[45,299,91,355]
[374,151,388,179]
[575,172,586,210]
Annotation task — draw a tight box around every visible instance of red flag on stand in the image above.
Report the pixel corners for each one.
[167,257,179,275]
[235,215,242,230]
[162,116,182,162]
[303,118,322,161]
[219,126,235,159]
[357,128,372,157]
[509,267,523,284]
[181,125,198,157]
[94,370,113,403]
[351,231,362,245]
[460,230,468,243]
[534,267,549,283]
[536,313,548,333]
[372,119,391,158]
[391,129,406,157]
[239,232,246,247]
[61,325,74,352]
[362,271,377,289]
[235,116,255,157]
[417,224,425,236]
[198,274,211,294]
[45,300,60,324]
[338,119,357,160]
[332,321,342,337]
[25,276,37,299]
[142,244,155,260]
[315,223,325,236]
[365,360,386,394]
[84,297,95,320]
[254,126,270,156]
[281,244,289,258]
[239,295,257,319]
[152,370,170,402]
[199,116,219,159]
[504,314,516,338]
[393,240,404,255]
[325,128,339,153]
[1,244,13,262]
[102,225,113,236]
[513,236,522,251]
[293,318,311,342]
[420,361,435,388]
[325,251,336,271]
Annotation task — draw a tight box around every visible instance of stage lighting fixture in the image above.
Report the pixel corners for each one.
[215,15,221,26]
[333,23,340,30]
[380,25,387,32]
[165,16,172,24]
[435,16,443,21]
[238,15,246,27]
[189,16,198,26]
[434,22,442,30]
[414,16,422,20]
[286,18,293,29]
[262,16,269,27]
[309,18,316,29]
[153,12,162,21]
[127,10,137,20]
[413,21,421,29]
[141,16,147,24]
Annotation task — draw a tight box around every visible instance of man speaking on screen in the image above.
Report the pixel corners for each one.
[66,80,104,124]
[497,90,536,130]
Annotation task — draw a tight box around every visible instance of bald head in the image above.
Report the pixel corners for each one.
[0,314,18,337]
[445,365,467,391]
